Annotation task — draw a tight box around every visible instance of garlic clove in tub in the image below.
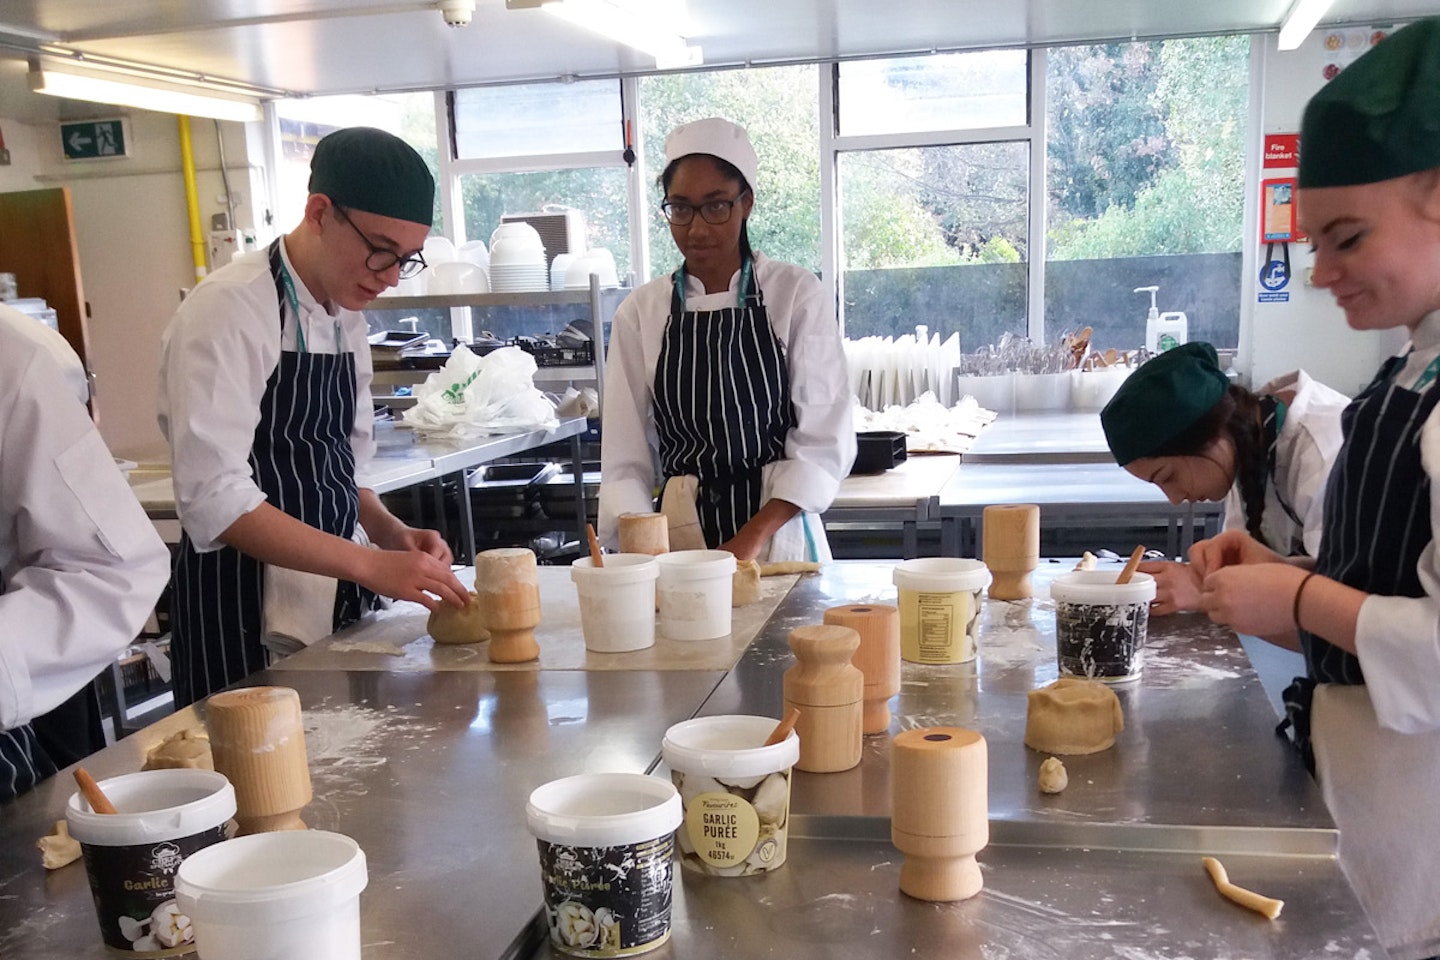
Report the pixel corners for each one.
[751,772,789,826]
[149,901,193,947]
[676,772,727,808]
[556,901,598,947]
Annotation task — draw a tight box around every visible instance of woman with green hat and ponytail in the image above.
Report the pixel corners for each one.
[1099,341,1347,615]
[1192,18,1440,958]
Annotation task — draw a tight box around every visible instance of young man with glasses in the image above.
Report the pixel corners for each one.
[158,126,467,707]
[599,117,855,563]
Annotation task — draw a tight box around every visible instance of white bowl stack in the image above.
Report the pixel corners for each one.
[427,260,489,295]
[563,248,619,289]
[488,223,548,292]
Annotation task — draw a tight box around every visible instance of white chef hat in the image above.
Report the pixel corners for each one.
[663,117,759,193]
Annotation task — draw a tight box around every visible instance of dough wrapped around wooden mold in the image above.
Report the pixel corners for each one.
[1024,677,1124,755]
[427,590,490,644]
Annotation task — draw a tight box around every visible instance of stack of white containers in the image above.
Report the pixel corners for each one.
[426,236,490,295]
[558,248,619,290]
[488,222,549,293]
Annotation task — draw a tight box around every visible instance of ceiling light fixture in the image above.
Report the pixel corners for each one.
[508,0,702,69]
[28,59,264,123]
[1277,0,1337,51]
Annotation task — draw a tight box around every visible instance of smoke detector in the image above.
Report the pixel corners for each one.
[439,0,476,27]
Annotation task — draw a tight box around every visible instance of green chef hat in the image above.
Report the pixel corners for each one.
[1300,16,1440,188]
[307,127,435,227]
[1100,342,1230,466]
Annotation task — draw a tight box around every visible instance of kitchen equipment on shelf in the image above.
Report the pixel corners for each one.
[427,260,489,295]
[422,235,457,266]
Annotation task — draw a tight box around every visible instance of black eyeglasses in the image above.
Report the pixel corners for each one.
[332,205,428,278]
[660,192,749,226]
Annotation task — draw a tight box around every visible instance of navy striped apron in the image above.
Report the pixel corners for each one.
[653,261,795,548]
[169,241,369,707]
[1279,353,1440,768]
[0,724,56,804]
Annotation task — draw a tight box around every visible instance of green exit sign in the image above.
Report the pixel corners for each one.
[60,119,129,161]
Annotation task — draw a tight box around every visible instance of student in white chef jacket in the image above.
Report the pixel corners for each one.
[1099,341,1347,614]
[599,118,855,562]
[1192,18,1440,959]
[158,127,467,709]
[0,304,170,803]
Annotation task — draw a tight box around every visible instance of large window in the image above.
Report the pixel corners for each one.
[269,35,1250,354]
[452,81,632,279]
[833,52,1031,346]
[1044,38,1250,353]
[837,51,1028,136]
[829,39,1249,354]
[638,65,820,281]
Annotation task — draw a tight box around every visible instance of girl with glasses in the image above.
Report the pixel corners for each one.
[599,118,855,562]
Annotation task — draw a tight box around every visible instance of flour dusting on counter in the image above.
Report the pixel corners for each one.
[301,701,437,819]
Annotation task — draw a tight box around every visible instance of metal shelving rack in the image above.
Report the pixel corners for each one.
[366,273,609,409]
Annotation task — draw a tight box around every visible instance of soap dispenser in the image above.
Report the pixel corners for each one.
[1135,285,1187,353]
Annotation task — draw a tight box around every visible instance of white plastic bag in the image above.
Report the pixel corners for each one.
[401,345,559,438]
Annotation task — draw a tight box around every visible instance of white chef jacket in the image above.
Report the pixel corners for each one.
[157,240,377,553]
[0,307,170,731]
[1220,369,1348,557]
[4,309,89,405]
[1348,309,1440,735]
[598,254,855,548]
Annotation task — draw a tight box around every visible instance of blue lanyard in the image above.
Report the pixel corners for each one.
[276,254,342,354]
[674,257,754,312]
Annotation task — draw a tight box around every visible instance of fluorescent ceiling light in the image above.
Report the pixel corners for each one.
[536,0,702,69]
[28,60,264,123]
[1277,0,1337,51]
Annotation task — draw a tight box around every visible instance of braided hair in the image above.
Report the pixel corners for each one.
[1149,384,1272,547]
[659,155,755,264]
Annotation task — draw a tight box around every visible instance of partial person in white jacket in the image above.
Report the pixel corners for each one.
[0,304,170,803]
[599,117,855,562]
[1099,341,1347,614]
[1193,18,1440,958]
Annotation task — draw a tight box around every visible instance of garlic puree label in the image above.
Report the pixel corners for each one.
[80,826,226,956]
[535,834,675,957]
[685,792,760,868]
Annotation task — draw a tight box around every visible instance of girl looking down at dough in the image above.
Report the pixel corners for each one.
[1099,341,1346,615]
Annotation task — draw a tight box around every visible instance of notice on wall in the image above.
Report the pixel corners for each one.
[1320,26,1393,82]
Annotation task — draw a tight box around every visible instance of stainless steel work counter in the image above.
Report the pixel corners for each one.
[0,562,1383,960]
[0,668,726,960]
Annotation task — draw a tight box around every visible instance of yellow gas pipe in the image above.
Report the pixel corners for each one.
[177,115,207,285]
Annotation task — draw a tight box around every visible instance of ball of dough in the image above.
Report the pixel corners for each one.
[732,559,762,606]
[143,727,213,771]
[1024,677,1124,755]
[428,591,490,645]
[1037,756,1068,793]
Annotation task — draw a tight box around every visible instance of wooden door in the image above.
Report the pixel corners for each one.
[0,186,91,381]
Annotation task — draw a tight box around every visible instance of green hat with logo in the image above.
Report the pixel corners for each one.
[308,127,435,227]
[1300,16,1440,188]
[1100,342,1230,466]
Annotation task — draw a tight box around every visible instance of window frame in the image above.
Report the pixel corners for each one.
[822,50,1048,343]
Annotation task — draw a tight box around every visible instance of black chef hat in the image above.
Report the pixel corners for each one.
[1100,342,1230,466]
[308,127,435,227]
[1300,17,1440,189]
